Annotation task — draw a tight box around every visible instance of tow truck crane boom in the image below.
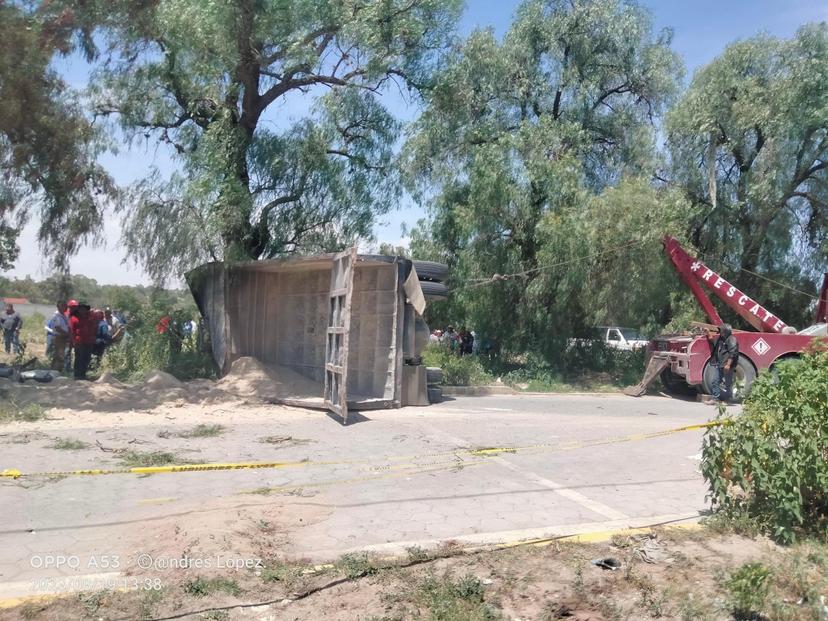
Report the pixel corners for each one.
[817,272,828,324]
[663,236,788,333]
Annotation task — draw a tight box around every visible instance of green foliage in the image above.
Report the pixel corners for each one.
[702,348,828,543]
[68,0,462,281]
[170,424,224,439]
[0,399,47,423]
[103,307,215,382]
[0,2,113,271]
[667,24,828,328]
[413,573,501,620]
[182,576,241,598]
[259,560,307,590]
[336,553,378,580]
[118,450,190,467]
[725,562,772,620]
[500,344,646,390]
[406,0,684,358]
[49,438,90,451]
[0,273,191,310]
[422,345,493,386]
[17,312,46,360]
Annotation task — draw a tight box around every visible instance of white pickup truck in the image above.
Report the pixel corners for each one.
[592,326,649,351]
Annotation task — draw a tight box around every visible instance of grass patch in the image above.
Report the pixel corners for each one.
[137,587,166,620]
[49,437,89,450]
[19,602,49,620]
[421,345,493,386]
[258,435,311,446]
[336,553,379,579]
[406,546,433,563]
[411,573,501,620]
[0,400,47,423]
[182,576,242,598]
[158,424,225,439]
[118,450,194,467]
[260,560,314,593]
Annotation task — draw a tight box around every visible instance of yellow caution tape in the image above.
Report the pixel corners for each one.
[0,419,729,480]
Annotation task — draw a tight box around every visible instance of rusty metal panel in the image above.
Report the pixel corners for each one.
[324,248,357,423]
[186,263,229,372]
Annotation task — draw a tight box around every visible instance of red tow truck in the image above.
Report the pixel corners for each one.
[625,236,828,400]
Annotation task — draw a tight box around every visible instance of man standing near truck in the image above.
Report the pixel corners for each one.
[1,303,22,355]
[70,303,97,380]
[706,324,739,403]
[46,301,71,372]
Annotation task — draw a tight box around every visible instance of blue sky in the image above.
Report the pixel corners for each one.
[6,0,827,286]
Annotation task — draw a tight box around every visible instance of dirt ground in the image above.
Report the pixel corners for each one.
[6,526,828,621]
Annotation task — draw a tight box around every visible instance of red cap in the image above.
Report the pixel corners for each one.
[67,299,79,307]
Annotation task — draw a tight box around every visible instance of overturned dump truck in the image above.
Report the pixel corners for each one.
[187,251,449,423]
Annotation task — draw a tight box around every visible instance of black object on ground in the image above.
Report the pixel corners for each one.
[591,558,622,571]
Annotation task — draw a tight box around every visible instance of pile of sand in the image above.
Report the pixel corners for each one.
[1,357,323,414]
[144,370,183,390]
[96,372,127,387]
[218,356,321,402]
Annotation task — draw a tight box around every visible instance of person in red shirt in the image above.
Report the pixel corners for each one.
[69,303,97,380]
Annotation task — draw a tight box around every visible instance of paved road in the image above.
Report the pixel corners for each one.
[0,393,724,600]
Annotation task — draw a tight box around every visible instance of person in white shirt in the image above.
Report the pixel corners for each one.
[104,308,125,342]
[46,301,70,371]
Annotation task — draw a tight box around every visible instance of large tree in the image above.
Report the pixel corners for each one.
[65,0,461,281]
[667,24,828,325]
[405,0,682,353]
[0,1,112,271]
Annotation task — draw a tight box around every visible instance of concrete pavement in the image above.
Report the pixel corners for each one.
[0,393,723,600]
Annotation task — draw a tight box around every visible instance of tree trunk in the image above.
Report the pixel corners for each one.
[218,122,258,262]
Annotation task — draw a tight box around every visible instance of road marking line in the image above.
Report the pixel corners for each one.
[422,425,629,521]
[137,497,178,505]
[489,455,629,520]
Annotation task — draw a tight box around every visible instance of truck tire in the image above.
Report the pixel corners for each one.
[769,354,802,384]
[419,281,449,301]
[426,367,444,384]
[413,260,449,282]
[702,355,757,402]
[427,385,443,404]
[659,368,698,396]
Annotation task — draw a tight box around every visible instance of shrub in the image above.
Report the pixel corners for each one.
[701,347,828,543]
[558,340,646,384]
[726,562,772,619]
[422,344,493,386]
[497,344,646,390]
[103,307,215,381]
[414,573,500,620]
[0,398,46,422]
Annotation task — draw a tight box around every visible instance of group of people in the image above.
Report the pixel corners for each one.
[429,326,477,356]
[45,301,124,380]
